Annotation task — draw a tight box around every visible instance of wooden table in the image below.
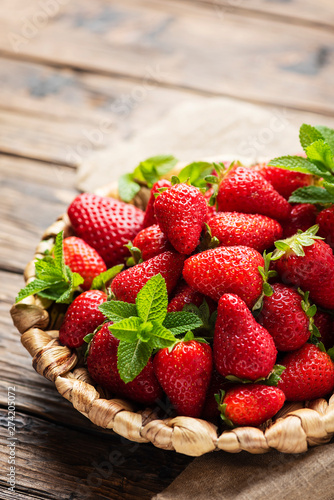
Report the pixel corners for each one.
[1,1,334,498]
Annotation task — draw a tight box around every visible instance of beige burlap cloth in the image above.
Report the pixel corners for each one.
[77,97,334,499]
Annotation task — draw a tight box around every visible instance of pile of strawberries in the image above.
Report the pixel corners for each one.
[21,156,334,429]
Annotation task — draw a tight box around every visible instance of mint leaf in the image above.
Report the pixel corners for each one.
[136,273,168,324]
[15,279,61,303]
[178,162,214,187]
[91,264,124,290]
[306,140,334,172]
[118,173,141,203]
[139,155,177,185]
[289,186,334,205]
[268,155,327,177]
[315,126,334,156]
[163,311,203,335]
[15,231,84,304]
[150,322,177,343]
[108,317,141,342]
[299,124,324,152]
[99,300,137,322]
[117,339,152,383]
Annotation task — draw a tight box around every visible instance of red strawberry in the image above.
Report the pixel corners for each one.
[153,339,213,417]
[87,322,162,405]
[183,246,264,308]
[207,212,282,253]
[221,384,285,427]
[278,343,334,401]
[154,183,208,254]
[63,236,107,291]
[111,251,185,303]
[59,290,107,348]
[273,228,334,309]
[133,224,171,261]
[167,281,207,312]
[314,311,334,350]
[216,166,291,221]
[253,162,312,200]
[282,203,317,238]
[142,179,171,228]
[317,206,334,249]
[67,193,144,268]
[214,294,277,380]
[258,283,311,351]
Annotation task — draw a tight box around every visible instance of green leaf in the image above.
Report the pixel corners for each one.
[315,126,334,157]
[299,124,324,152]
[204,175,219,184]
[262,365,286,386]
[34,259,63,281]
[83,333,94,344]
[268,155,321,175]
[99,300,137,322]
[289,186,334,205]
[109,316,142,342]
[53,231,65,275]
[136,274,168,324]
[118,173,141,203]
[15,279,61,303]
[151,322,177,345]
[306,140,334,171]
[117,339,152,383]
[91,264,124,290]
[163,311,203,335]
[177,162,214,187]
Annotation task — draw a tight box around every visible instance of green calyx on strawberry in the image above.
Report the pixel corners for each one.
[298,288,321,343]
[182,299,218,338]
[199,223,221,252]
[97,274,203,383]
[15,231,124,304]
[272,225,324,260]
[252,250,278,315]
[224,364,286,387]
[203,161,239,208]
[124,241,143,267]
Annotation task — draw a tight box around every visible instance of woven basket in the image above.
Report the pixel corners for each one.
[10,179,334,457]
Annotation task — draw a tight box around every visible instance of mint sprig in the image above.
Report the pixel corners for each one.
[118,155,178,202]
[268,123,334,205]
[91,264,124,291]
[98,274,203,383]
[15,231,84,304]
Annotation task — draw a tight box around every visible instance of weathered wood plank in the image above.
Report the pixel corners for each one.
[0,155,76,272]
[178,0,334,28]
[0,409,193,500]
[0,0,334,116]
[0,58,196,165]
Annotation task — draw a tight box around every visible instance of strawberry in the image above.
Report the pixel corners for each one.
[214,294,277,380]
[59,290,107,348]
[273,227,334,309]
[314,311,334,350]
[282,203,317,238]
[204,187,217,221]
[142,179,172,228]
[167,280,207,312]
[183,246,264,308]
[63,236,107,291]
[317,206,334,249]
[278,343,334,401]
[219,384,285,427]
[132,224,171,261]
[111,251,185,303]
[258,283,311,351]
[154,183,208,254]
[67,193,144,268]
[216,166,291,221]
[207,212,282,253]
[153,338,213,417]
[253,162,312,200]
[86,322,163,405]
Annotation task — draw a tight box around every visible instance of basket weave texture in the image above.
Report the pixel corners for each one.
[10,182,334,457]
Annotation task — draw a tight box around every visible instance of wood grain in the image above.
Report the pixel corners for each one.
[0,409,193,500]
[0,155,76,272]
[0,0,333,116]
